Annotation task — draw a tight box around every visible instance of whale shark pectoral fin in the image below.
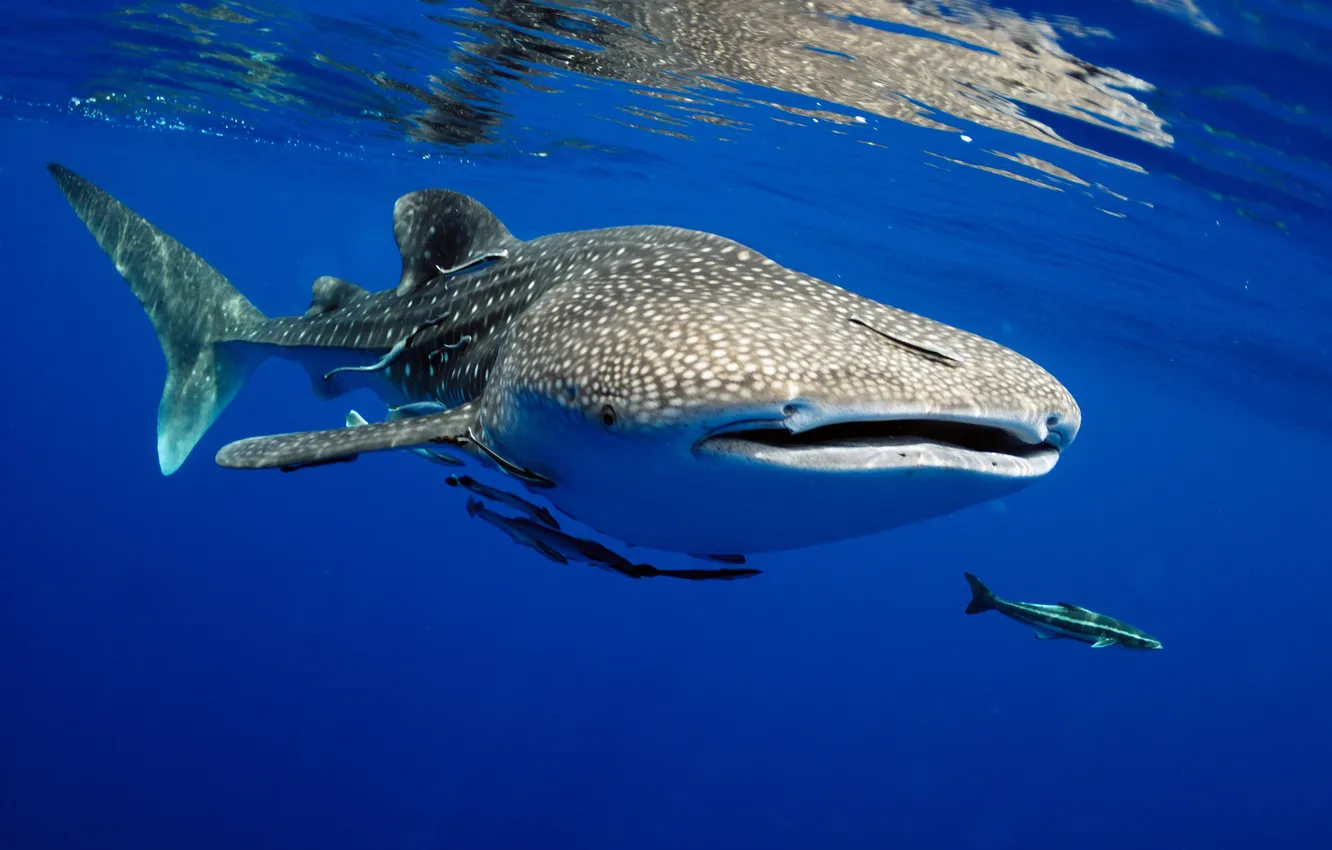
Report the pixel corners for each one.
[1091,637,1117,648]
[216,401,480,471]
[387,401,451,418]
[347,406,465,467]
[1033,630,1057,640]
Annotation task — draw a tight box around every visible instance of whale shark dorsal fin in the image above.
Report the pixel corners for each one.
[215,401,480,471]
[392,189,516,296]
[304,276,368,318]
[1057,601,1089,612]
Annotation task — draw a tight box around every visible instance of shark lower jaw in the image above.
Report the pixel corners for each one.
[497,413,1065,555]
[692,417,1063,478]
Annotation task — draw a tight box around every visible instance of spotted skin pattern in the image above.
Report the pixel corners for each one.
[50,162,1081,556]
[479,226,1078,444]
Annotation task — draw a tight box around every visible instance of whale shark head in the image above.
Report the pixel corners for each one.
[479,226,1079,555]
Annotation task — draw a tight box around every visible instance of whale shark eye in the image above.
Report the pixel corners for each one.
[600,404,617,429]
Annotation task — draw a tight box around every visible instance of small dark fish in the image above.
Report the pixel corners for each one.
[964,572,1162,650]
[447,475,560,529]
[466,498,759,581]
[691,553,747,565]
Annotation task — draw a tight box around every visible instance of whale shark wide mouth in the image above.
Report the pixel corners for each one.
[693,418,1061,477]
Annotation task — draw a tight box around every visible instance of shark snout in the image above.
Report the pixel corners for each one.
[1037,393,1081,450]
[1042,416,1078,450]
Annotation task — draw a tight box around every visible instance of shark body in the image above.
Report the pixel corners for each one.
[50,163,1080,557]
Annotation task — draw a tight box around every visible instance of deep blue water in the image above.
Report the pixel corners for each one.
[2,1,1330,848]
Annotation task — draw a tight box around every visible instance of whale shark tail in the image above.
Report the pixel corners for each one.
[48,163,268,475]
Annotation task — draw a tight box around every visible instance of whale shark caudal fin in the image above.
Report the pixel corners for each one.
[963,572,999,615]
[216,401,481,472]
[47,163,268,475]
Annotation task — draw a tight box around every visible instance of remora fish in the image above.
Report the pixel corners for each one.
[354,413,746,563]
[963,573,1162,650]
[446,473,560,529]
[49,163,1080,556]
[464,498,757,581]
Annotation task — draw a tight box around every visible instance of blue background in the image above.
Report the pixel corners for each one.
[2,1,1329,848]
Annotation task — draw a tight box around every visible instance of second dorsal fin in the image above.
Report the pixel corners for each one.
[304,276,369,318]
[392,189,516,297]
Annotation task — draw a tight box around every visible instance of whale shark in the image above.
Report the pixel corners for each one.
[48,162,1080,557]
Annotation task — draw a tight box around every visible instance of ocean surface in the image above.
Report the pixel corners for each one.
[2,1,1329,848]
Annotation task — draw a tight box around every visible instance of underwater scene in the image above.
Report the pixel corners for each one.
[2,1,1329,848]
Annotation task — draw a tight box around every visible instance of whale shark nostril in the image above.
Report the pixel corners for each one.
[1044,421,1076,450]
